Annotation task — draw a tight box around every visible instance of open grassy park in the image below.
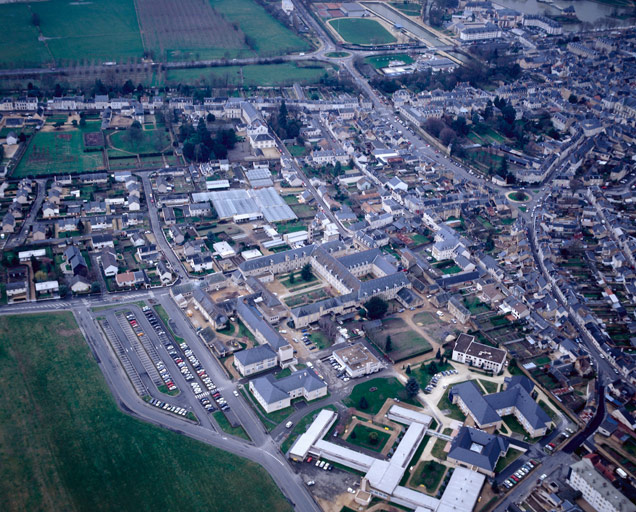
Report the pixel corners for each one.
[328,18,397,45]
[378,317,432,362]
[0,312,291,512]
[13,128,104,177]
[344,377,418,415]
[347,423,391,452]
[109,128,170,155]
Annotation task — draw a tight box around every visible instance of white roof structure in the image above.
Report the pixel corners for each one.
[241,249,263,261]
[35,280,59,291]
[19,248,46,261]
[206,187,297,222]
[436,467,485,512]
[366,422,426,495]
[289,410,337,460]
[387,405,432,428]
[213,241,236,259]
[313,439,377,472]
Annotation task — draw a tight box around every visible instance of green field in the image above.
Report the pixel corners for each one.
[365,53,413,69]
[412,460,446,493]
[495,448,523,473]
[167,62,329,86]
[109,128,170,155]
[328,18,397,45]
[13,129,104,177]
[0,0,307,69]
[390,2,422,15]
[344,377,418,415]
[33,0,143,64]
[347,424,391,452]
[212,0,311,56]
[0,313,291,512]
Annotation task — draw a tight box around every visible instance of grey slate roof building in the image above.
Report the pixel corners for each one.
[450,376,551,437]
[249,368,327,412]
[447,426,509,476]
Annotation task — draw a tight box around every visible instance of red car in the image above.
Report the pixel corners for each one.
[511,475,519,482]
[306,457,313,464]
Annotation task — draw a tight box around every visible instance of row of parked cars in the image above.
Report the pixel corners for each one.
[147,398,188,417]
[502,460,538,489]
[305,456,333,472]
[142,307,226,414]
[326,355,350,382]
[126,312,177,391]
[424,369,459,394]
[294,330,317,351]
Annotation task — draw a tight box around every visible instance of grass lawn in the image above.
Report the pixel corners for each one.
[328,18,396,45]
[309,331,331,350]
[213,411,250,441]
[464,296,490,315]
[436,388,466,421]
[478,379,498,394]
[503,415,528,437]
[364,53,413,69]
[344,377,418,415]
[109,129,169,155]
[410,233,432,245]
[325,51,350,57]
[414,360,452,389]
[538,400,558,422]
[347,423,391,452]
[412,460,446,493]
[0,313,291,512]
[390,2,422,15]
[236,319,256,343]
[494,448,523,473]
[13,130,104,177]
[381,318,433,362]
[286,144,308,157]
[431,437,449,460]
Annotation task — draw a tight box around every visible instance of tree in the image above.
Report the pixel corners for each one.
[406,377,420,397]
[206,113,215,123]
[91,282,101,293]
[34,270,48,282]
[568,94,578,104]
[53,121,64,130]
[405,365,411,375]
[31,12,40,26]
[385,335,393,353]
[358,396,369,410]
[122,80,135,95]
[301,263,313,282]
[368,431,379,445]
[364,296,388,320]
[0,145,4,161]
[427,361,439,375]
[77,219,85,235]
[436,348,442,360]
[289,271,295,284]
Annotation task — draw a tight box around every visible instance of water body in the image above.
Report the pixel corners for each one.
[493,0,635,31]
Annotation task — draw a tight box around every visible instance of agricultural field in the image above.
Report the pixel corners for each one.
[13,129,104,177]
[0,0,308,69]
[166,62,330,87]
[32,0,143,63]
[365,53,413,69]
[0,3,50,67]
[328,18,397,45]
[0,312,291,512]
[136,0,248,61]
[213,0,311,56]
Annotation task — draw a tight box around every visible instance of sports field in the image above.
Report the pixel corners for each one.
[167,62,329,87]
[0,312,292,512]
[365,53,414,69]
[13,129,104,177]
[328,18,397,45]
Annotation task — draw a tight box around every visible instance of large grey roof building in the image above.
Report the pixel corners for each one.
[447,426,509,476]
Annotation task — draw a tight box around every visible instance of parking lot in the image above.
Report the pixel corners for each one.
[422,368,459,394]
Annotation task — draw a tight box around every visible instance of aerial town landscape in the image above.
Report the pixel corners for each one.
[0,0,635,511]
